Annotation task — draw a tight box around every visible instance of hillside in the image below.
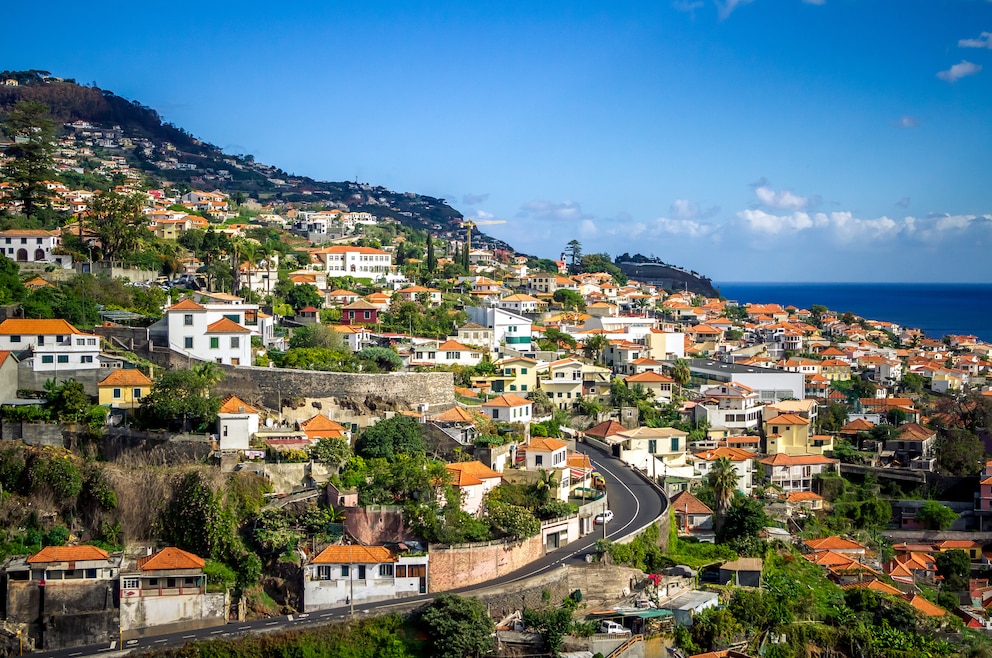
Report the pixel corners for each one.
[614,255,718,297]
[0,71,705,282]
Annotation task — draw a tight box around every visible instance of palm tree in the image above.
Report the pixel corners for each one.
[535,469,559,504]
[708,456,738,537]
[192,361,223,394]
[671,358,691,397]
[584,334,608,364]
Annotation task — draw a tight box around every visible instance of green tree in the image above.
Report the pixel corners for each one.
[420,594,495,658]
[553,288,584,311]
[935,549,971,592]
[86,191,149,262]
[935,428,985,477]
[671,358,691,396]
[425,233,438,275]
[138,369,222,431]
[564,239,582,273]
[156,471,239,562]
[311,437,352,466]
[583,334,608,363]
[716,493,766,545]
[0,256,26,304]
[357,346,403,372]
[1,100,56,219]
[915,500,958,530]
[707,456,738,537]
[286,283,323,312]
[43,379,92,422]
[355,415,427,461]
[486,499,540,540]
[289,323,346,351]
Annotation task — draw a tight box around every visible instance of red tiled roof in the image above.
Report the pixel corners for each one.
[138,547,205,571]
[671,490,713,515]
[98,369,153,387]
[219,396,259,414]
[311,545,394,564]
[206,317,250,333]
[29,545,110,563]
[446,461,501,486]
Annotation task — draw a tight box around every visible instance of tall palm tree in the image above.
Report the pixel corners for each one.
[584,334,608,364]
[708,456,738,537]
[671,358,691,397]
[192,361,224,394]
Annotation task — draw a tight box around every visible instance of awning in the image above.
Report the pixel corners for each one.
[619,609,674,619]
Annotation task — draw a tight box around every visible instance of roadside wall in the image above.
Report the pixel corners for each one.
[212,364,456,426]
[429,535,545,592]
[1,421,63,447]
[120,592,228,639]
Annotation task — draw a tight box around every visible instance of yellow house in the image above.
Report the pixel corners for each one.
[819,359,852,381]
[765,413,814,456]
[623,370,675,401]
[98,369,154,408]
[497,356,539,394]
[539,358,585,409]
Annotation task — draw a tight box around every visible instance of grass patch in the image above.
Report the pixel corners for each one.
[665,537,737,570]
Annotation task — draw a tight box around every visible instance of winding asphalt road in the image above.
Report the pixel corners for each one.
[37,441,667,658]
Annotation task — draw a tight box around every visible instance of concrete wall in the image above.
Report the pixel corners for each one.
[120,592,227,638]
[236,462,336,495]
[17,362,106,396]
[7,580,119,650]
[213,364,455,426]
[0,421,64,447]
[429,535,545,592]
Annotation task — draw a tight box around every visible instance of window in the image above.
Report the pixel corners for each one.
[522,385,528,391]
[317,566,331,580]
[76,338,85,346]
[210,337,219,349]
[230,337,240,349]
[122,578,139,589]
[445,352,460,360]
[357,565,366,580]
[86,569,97,579]
[521,368,528,374]
[340,565,350,577]
[184,314,193,326]
[149,578,158,586]
[536,455,544,466]
[113,388,122,399]
[648,439,657,454]
[81,355,93,363]
[9,335,19,343]
[184,337,193,349]
[364,311,371,319]
[87,338,96,345]
[671,437,680,452]
[133,388,142,399]
[41,355,54,364]
[57,355,69,364]
[395,565,407,578]
[407,565,426,578]
[379,564,393,577]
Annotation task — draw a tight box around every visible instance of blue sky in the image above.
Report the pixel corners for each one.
[5,0,992,282]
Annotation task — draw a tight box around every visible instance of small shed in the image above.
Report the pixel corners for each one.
[719,557,764,587]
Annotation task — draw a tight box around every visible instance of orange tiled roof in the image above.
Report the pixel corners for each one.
[760,453,837,466]
[446,461,501,486]
[98,369,153,387]
[166,298,206,311]
[206,317,250,333]
[432,407,477,423]
[907,594,946,617]
[625,371,674,383]
[766,413,810,426]
[483,394,531,407]
[693,446,757,462]
[0,318,86,336]
[311,545,394,564]
[219,396,260,414]
[671,490,713,515]
[803,536,866,551]
[528,437,568,452]
[841,579,903,596]
[28,545,110,563]
[138,547,205,571]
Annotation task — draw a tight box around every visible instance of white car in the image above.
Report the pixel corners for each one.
[594,510,615,525]
[599,620,631,635]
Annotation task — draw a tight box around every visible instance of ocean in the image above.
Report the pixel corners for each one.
[715,282,992,343]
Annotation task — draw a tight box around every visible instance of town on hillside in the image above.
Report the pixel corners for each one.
[0,92,991,657]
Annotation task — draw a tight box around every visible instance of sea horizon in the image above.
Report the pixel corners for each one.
[714,281,992,343]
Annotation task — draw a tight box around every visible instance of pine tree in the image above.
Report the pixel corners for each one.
[426,233,437,274]
[1,100,57,219]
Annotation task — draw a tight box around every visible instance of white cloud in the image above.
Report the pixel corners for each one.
[517,200,590,222]
[672,0,704,12]
[715,0,754,20]
[897,116,919,128]
[959,32,992,49]
[737,209,992,244]
[738,209,814,234]
[579,219,599,238]
[462,192,490,205]
[670,198,720,220]
[937,60,982,82]
[475,209,495,220]
[753,185,810,211]
[649,217,717,238]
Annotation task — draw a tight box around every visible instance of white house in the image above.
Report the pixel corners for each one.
[692,382,765,433]
[692,447,757,495]
[758,453,838,493]
[310,245,392,278]
[481,394,533,424]
[466,306,532,352]
[498,294,545,314]
[0,318,101,372]
[0,229,73,268]
[216,396,260,451]
[446,461,502,516]
[303,545,427,611]
[164,298,267,365]
[525,437,568,471]
[412,340,483,367]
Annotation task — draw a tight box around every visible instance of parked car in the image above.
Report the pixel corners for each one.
[599,621,631,635]
[594,510,615,525]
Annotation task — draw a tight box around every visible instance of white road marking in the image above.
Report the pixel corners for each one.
[183,635,195,639]
[69,652,82,656]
